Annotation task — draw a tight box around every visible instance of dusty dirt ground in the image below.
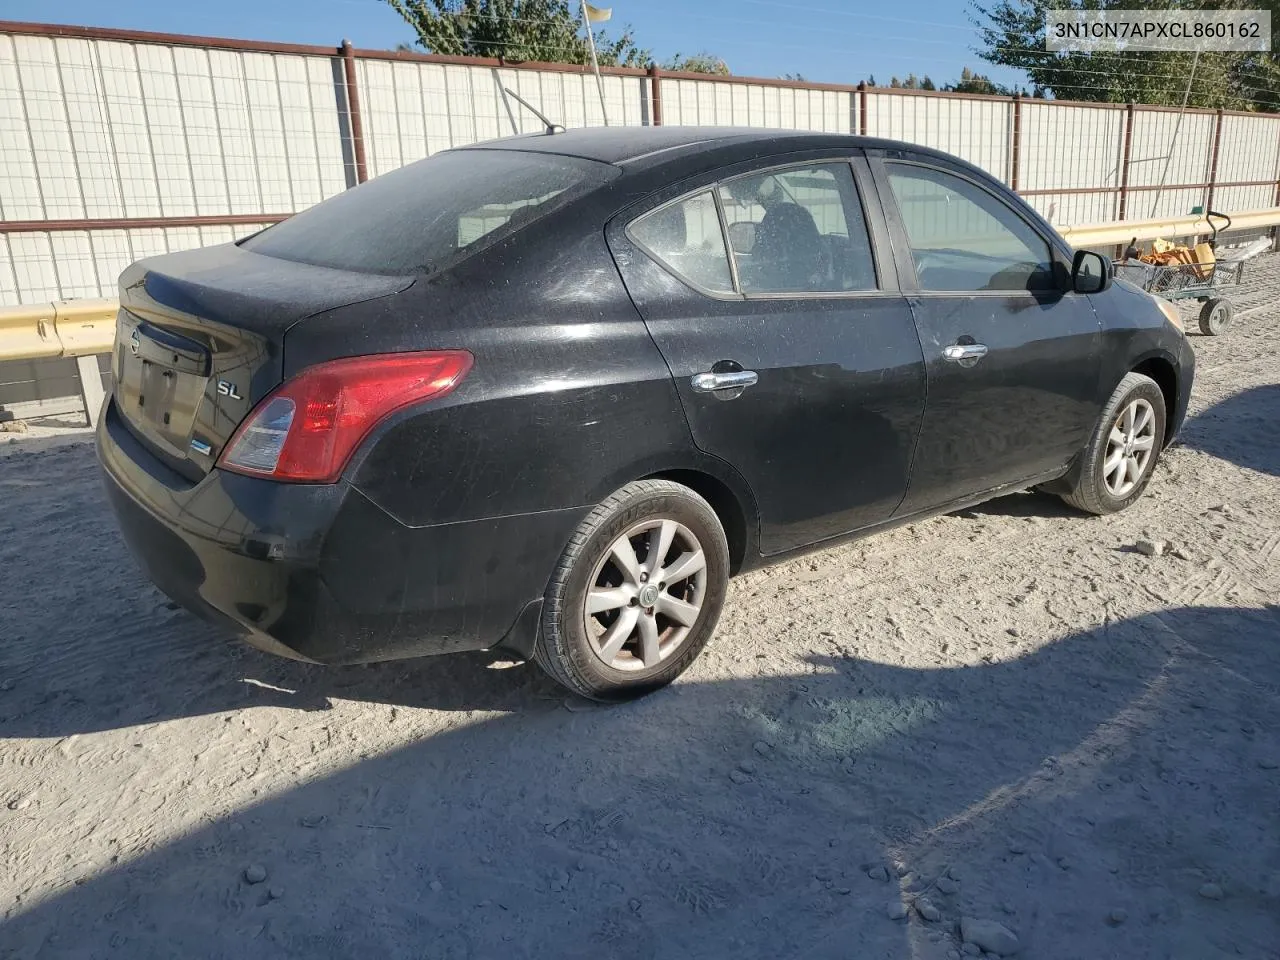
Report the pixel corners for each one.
[2,259,1279,960]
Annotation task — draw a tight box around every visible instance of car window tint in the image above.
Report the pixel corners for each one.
[242,150,617,275]
[717,163,875,294]
[629,191,734,294]
[886,164,1055,292]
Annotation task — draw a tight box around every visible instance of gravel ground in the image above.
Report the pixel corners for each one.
[2,259,1279,959]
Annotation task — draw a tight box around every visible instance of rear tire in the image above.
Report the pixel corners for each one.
[1060,372,1167,516]
[535,480,729,701]
[1198,298,1233,336]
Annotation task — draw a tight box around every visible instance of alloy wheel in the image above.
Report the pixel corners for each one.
[1103,398,1157,497]
[583,519,707,671]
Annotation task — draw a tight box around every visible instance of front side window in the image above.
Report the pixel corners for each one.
[886,164,1055,292]
[628,191,734,294]
[717,163,876,294]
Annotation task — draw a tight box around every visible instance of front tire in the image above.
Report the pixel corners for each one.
[1059,372,1167,515]
[535,480,730,701]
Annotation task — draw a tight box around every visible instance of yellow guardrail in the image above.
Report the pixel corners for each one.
[0,206,1277,367]
[0,298,117,362]
[1060,206,1280,248]
[0,299,116,426]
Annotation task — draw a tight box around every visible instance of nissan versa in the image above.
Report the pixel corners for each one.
[98,126,1194,700]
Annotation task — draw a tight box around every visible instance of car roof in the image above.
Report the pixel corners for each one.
[459,125,949,170]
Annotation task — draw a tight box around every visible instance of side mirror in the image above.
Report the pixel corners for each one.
[1072,249,1111,294]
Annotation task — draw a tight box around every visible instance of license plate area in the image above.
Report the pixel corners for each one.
[118,319,211,455]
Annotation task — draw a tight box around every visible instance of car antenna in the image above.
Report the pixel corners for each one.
[503,88,565,135]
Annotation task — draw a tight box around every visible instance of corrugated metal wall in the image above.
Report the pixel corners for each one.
[660,77,850,132]
[865,92,1012,181]
[3,222,279,304]
[0,35,351,222]
[0,30,349,304]
[354,59,647,176]
[2,26,1280,308]
[1215,113,1280,213]
[4,28,1280,310]
[4,24,1278,417]
[1017,102,1126,225]
[1127,109,1217,220]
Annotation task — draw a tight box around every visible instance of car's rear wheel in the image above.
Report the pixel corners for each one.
[1059,372,1167,515]
[536,480,729,701]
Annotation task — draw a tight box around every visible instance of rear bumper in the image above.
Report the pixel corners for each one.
[97,395,582,664]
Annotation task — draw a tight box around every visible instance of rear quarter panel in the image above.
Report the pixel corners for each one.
[284,216,710,528]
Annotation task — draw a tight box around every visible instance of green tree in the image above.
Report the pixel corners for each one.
[664,51,731,75]
[970,0,1280,110]
[888,73,937,90]
[945,65,1038,96]
[385,0,652,66]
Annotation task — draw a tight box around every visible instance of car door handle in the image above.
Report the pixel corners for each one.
[691,370,759,393]
[942,343,989,362]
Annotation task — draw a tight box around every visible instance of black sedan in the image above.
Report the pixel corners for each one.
[97,126,1194,700]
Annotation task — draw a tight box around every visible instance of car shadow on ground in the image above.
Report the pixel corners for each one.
[950,489,1084,521]
[1177,383,1280,477]
[3,600,1278,959]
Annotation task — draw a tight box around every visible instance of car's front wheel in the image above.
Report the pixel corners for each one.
[535,480,729,701]
[1059,371,1167,515]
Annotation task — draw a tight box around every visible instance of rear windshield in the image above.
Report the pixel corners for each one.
[242,149,618,275]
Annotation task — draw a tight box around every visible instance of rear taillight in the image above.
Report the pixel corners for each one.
[217,350,472,483]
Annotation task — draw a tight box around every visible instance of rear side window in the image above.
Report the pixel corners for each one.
[628,191,734,294]
[717,163,876,294]
[243,150,618,275]
[886,163,1055,292]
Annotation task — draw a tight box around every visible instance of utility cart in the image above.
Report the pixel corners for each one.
[1112,211,1270,336]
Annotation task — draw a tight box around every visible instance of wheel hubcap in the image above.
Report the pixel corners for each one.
[1103,398,1156,498]
[584,519,707,672]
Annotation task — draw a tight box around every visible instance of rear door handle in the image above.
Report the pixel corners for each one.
[942,343,989,363]
[691,370,759,393]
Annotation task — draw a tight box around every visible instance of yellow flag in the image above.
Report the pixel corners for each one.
[584,3,612,22]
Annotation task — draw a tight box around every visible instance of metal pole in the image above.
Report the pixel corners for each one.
[1205,107,1224,213]
[648,64,663,126]
[1149,48,1199,218]
[1118,102,1135,220]
[341,39,368,183]
[580,0,609,126]
[1010,93,1023,191]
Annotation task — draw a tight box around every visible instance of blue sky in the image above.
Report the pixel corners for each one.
[6,0,1027,88]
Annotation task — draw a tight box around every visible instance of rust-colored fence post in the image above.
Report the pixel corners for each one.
[1010,94,1022,191]
[857,82,868,136]
[341,38,368,183]
[1205,107,1224,213]
[1272,148,1280,250]
[648,64,662,126]
[1118,102,1135,221]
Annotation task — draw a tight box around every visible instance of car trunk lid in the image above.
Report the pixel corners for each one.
[112,242,412,481]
